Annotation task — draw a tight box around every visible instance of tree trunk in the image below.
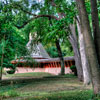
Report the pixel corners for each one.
[90,0,100,65]
[0,53,4,81]
[76,19,91,85]
[69,24,83,81]
[48,13,65,75]
[0,35,5,81]
[76,0,100,95]
[55,39,65,75]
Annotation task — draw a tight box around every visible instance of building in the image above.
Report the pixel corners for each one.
[11,33,75,75]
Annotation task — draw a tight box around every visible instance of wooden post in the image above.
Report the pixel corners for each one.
[50,62,52,68]
[55,62,57,68]
[53,62,55,68]
[47,63,49,68]
[51,63,53,68]
[65,62,67,68]
[67,61,70,67]
[70,61,73,66]
[59,62,61,68]
[48,63,51,68]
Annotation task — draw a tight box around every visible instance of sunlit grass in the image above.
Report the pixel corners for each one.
[6,72,52,78]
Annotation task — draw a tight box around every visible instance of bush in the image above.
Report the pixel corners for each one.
[70,65,77,76]
[7,69,15,74]
[70,65,76,70]
[5,63,16,74]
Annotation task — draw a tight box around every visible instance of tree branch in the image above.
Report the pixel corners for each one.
[15,14,59,29]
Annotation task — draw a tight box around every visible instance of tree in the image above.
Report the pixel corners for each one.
[9,0,84,77]
[76,18,91,85]
[9,0,66,75]
[69,23,83,81]
[0,35,5,80]
[76,0,100,95]
[56,39,65,75]
[90,0,100,65]
[0,1,28,80]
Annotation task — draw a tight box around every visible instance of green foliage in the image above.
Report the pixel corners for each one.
[0,1,28,70]
[0,22,27,69]
[0,0,75,60]
[70,65,76,70]
[0,0,93,69]
[7,68,16,74]
[70,65,77,76]
[46,46,59,58]
[46,45,73,58]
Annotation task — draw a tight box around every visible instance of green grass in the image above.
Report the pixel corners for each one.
[6,72,52,78]
[0,73,97,100]
[24,90,93,100]
[0,90,19,99]
[0,90,94,100]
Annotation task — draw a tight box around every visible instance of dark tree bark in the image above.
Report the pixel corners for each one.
[76,0,100,95]
[56,39,65,75]
[90,0,100,65]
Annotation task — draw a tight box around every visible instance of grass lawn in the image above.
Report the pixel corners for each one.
[0,72,97,100]
[3,72,52,79]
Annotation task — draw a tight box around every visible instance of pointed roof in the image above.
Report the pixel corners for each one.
[27,43,50,59]
[26,33,50,59]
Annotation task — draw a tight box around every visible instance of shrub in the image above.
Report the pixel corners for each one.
[7,69,15,74]
[70,65,76,70]
[70,65,77,76]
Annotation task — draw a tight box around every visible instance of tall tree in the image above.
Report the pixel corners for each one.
[0,0,28,80]
[55,39,65,75]
[90,0,100,65]
[76,18,91,85]
[0,35,5,80]
[49,0,66,75]
[76,0,100,95]
[11,0,83,77]
[69,24,83,81]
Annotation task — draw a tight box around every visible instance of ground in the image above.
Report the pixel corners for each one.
[0,72,95,100]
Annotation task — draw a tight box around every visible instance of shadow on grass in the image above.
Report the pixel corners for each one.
[0,74,77,86]
[0,74,92,100]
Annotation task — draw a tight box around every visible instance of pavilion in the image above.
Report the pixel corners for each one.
[11,33,75,75]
